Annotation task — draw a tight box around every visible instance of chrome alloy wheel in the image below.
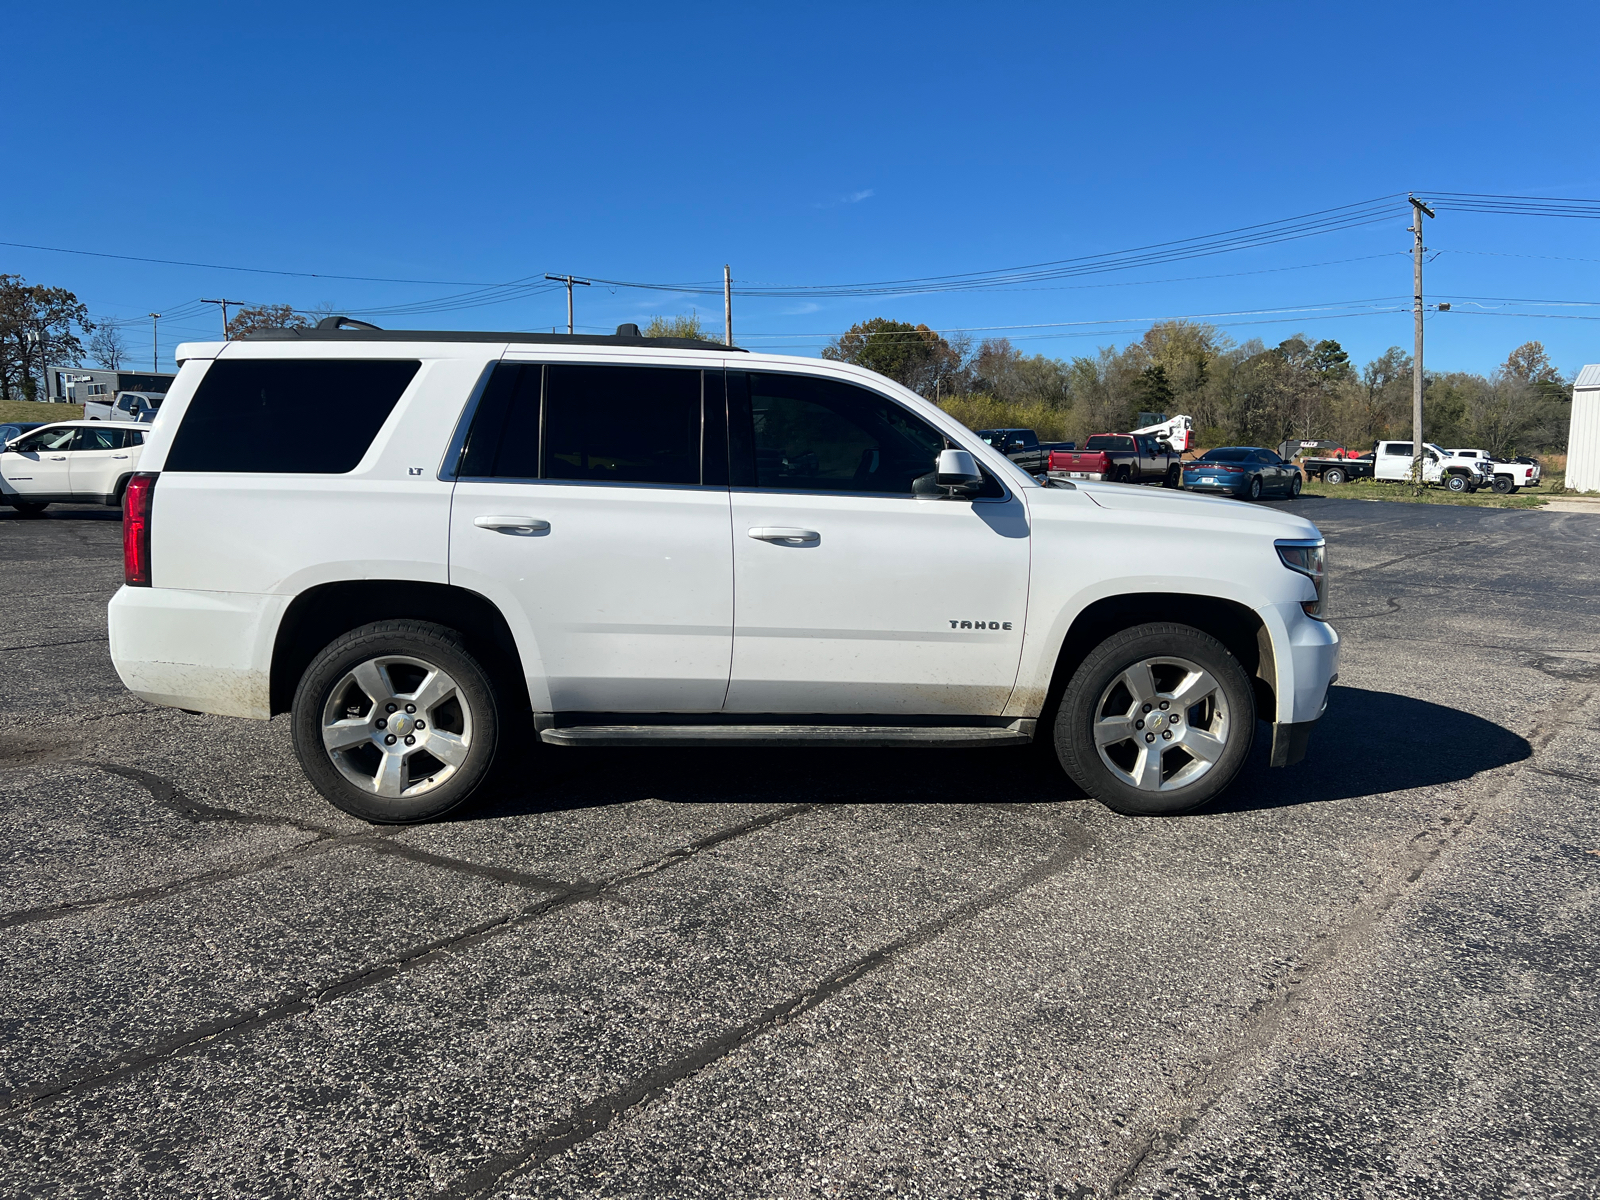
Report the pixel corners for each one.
[1092,655,1232,792]
[319,655,473,798]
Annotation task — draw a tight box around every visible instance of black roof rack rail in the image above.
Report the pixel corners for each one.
[243,317,746,352]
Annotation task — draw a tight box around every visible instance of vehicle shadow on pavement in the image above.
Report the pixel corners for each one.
[0,507,120,522]
[1210,685,1532,813]
[463,685,1530,821]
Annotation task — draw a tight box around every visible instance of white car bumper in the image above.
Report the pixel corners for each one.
[108,586,285,719]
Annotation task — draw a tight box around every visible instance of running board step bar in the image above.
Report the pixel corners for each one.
[538,720,1035,749]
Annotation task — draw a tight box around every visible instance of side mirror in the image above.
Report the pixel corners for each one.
[935,449,983,498]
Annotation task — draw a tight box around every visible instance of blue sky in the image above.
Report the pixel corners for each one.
[5,1,1600,377]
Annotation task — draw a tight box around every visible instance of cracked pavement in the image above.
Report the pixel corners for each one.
[0,495,1596,1198]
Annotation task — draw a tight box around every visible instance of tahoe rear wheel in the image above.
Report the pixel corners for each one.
[291,620,500,823]
[1054,622,1255,816]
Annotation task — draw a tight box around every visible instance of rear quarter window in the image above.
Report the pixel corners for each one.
[164,359,420,473]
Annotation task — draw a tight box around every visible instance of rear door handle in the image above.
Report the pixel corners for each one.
[748,527,820,544]
[474,515,550,533]
[112,454,130,460]
[49,456,67,461]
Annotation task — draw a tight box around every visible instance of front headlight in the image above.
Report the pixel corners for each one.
[1276,538,1328,620]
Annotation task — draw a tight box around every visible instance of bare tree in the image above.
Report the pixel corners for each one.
[90,325,128,370]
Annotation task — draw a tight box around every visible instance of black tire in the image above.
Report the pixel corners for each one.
[1246,476,1263,501]
[1114,466,1131,484]
[1288,474,1303,499]
[291,620,501,823]
[1492,475,1513,494]
[1323,467,1346,485]
[10,500,48,515]
[1445,473,1469,493]
[1053,622,1255,816]
[1163,464,1181,489]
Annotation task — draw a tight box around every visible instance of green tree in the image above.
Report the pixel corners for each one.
[1134,363,1175,412]
[226,304,307,340]
[823,317,963,396]
[643,313,722,343]
[0,275,94,402]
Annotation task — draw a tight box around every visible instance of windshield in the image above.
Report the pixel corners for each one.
[1200,448,1252,463]
[1084,435,1134,452]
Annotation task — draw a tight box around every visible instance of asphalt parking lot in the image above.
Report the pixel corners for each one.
[1,495,1597,1199]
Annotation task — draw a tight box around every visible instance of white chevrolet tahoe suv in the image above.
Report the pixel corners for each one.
[108,320,1338,823]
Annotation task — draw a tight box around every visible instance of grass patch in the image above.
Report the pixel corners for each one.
[0,399,83,423]
[1301,476,1548,508]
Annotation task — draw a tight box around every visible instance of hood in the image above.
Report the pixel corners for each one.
[1051,480,1322,539]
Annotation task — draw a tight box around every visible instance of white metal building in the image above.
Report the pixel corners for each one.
[1569,364,1600,493]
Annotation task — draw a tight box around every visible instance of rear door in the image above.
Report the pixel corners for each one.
[724,369,1031,715]
[448,361,734,713]
[69,425,132,497]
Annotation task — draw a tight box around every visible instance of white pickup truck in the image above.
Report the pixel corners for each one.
[84,390,165,424]
[107,321,1338,824]
[1443,448,1540,494]
[1373,440,1487,493]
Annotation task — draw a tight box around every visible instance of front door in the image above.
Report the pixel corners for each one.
[1,426,77,498]
[449,361,733,713]
[724,369,1031,716]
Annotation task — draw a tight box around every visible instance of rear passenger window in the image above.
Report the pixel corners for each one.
[164,359,419,473]
[460,364,709,487]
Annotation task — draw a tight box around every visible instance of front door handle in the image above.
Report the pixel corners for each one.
[748,527,820,545]
[474,515,550,534]
[49,455,67,461]
[112,454,130,460]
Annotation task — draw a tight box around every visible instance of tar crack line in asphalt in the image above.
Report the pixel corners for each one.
[0,802,819,1119]
[436,821,1098,1200]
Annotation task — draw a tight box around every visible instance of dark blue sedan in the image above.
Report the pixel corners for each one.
[1181,446,1302,501]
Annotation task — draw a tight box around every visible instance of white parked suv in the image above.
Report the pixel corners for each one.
[1,421,148,514]
[107,320,1339,823]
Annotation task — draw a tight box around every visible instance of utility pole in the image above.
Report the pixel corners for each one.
[27,328,48,401]
[201,298,246,338]
[544,275,591,335]
[724,264,733,346]
[1408,195,1435,489]
[150,313,161,372]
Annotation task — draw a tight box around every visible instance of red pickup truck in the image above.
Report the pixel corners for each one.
[1047,433,1182,487]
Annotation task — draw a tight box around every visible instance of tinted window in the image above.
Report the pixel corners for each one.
[165,359,419,473]
[1384,442,1412,456]
[460,363,709,487]
[79,426,121,451]
[1084,435,1135,452]
[735,372,948,495]
[545,365,700,485]
[1201,448,1251,463]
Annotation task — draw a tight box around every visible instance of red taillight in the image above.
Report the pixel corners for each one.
[123,472,157,586]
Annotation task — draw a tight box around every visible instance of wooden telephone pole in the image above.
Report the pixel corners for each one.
[544,275,591,335]
[724,264,733,346]
[1409,195,1435,488]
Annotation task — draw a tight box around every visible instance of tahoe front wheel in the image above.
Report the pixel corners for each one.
[291,620,500,823]
[1054,623,1255,816]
